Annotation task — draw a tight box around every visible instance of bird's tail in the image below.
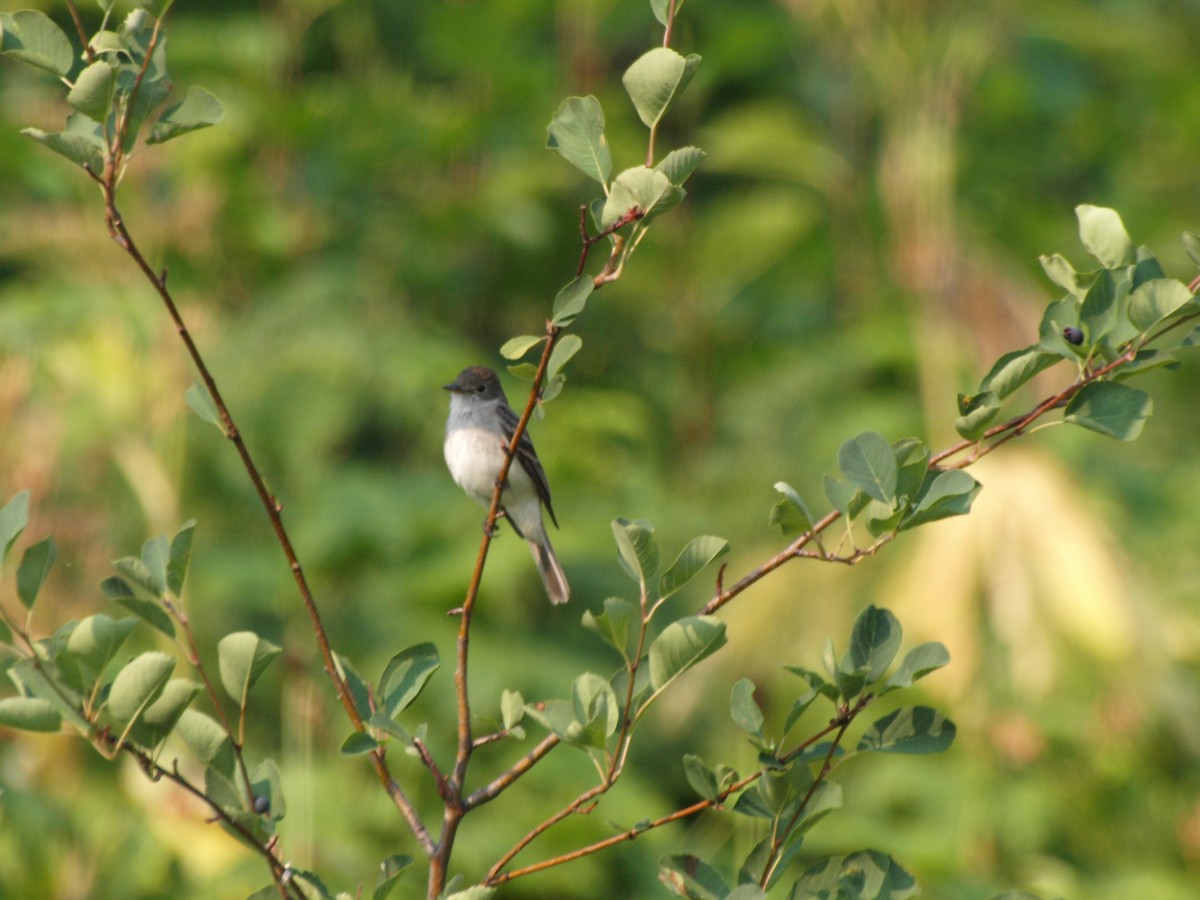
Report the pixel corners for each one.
[529,532,570,605]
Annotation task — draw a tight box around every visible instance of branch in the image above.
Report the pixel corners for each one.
[486,699,863,886]
[701,331,1174,616]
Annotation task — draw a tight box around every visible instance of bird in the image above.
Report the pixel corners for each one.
[443,366,570,604]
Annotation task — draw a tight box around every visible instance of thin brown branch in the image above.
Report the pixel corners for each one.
[87,32,433,851]
[701,330,1172,617]
[64,2,95,65]
[109,739,304,900]
[413,738,453,803]
[166,599,257,804]
[464,734,561,810]
[487,697,863,886]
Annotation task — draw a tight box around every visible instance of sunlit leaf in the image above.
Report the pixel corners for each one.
[16,536,57,610]
[0,696,61,732]
[858,706,956,754]
[648,616,726,691]
[1077,204,1134,268]
[658,535,728,601]
[1064,381,1152,441]
[838,432,897,504]
[545,95,612,186]
[218,632,282,707]
[622,47,701,129]
[0,10,74,76]
[380,643,440,717]
[147,85,223,144]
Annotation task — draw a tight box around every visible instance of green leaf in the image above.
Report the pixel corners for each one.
[551,277,595,328]
[892,438,930,504]
[140,534,170,597]
[128,678,201,747]
[822,475,858,516]
[6,658,87,732]
[730,678,763,737]
[655,146,706,186]
[795,851,918,900]
[442,885,496,900]
[857,706,956,754]
[682,754,720,802]
[100,575,175,638]
[649,0,686,27]
[146,86,224,144]
[107,651,176,727]
[373,854,414,900]
[1077,204,1134,267]
[0,491,30,571]
[782,683,821,737]
[658,535,728,601]
[1064,381,1153,441]
[581,596,634,658]
[59,613,138,692]
[1038,253,1089,298]
[217,632,282,707]
[546,334,582,382]
[769,482,815,535]
[545,96,612,186]
[68,60,118,122]
[500,689,524,730]
[185,382,224,430]
[612,518,659,588]
[979,347,1060,400]
[334,654,373,720]
[566,672,619,749]
[838,432,897,504]
[23,114,106,174]
[622,47,701,129]
[601,165,684,227]
[1080,268,1118,343]
[1183,232,1200,268]
[1132,249,1166,289]
[658,854,729,900]
[0,696,61,732]
[379,642,440,717]
[900,469,980,531]
[499,335,544,360]
[142,0,177,17]
[341,731,380,756]
[953,391,1000,441]
[883,642,951,694]
[16,536,57,610]
[648,616,727,691]
[847,605,902,683]
[0,11,74,77]
[1128,278,1194,332]
[88,28,128,56]
[167,520,195,597]
[175,708,236,777]
[114,553,163,599]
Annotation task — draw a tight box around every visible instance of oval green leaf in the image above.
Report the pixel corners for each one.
[648,615,727,691]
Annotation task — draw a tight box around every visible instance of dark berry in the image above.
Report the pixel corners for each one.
[254,794,270,814]
[1063,326,1084,346]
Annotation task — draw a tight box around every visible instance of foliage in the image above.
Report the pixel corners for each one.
[2,2,1200,900]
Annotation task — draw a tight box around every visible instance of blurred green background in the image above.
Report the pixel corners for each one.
[2,0,1200,897]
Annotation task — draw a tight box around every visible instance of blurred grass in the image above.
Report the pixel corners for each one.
[1,0,1200,897]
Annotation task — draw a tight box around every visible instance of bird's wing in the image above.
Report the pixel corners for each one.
[496,402,559,528]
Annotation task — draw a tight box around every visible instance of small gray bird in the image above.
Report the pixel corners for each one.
[443,366,570,604]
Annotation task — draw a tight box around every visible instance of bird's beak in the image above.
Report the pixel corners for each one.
[443,381,460,392]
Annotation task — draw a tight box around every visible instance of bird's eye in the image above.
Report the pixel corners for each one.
[475,384,486,393]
